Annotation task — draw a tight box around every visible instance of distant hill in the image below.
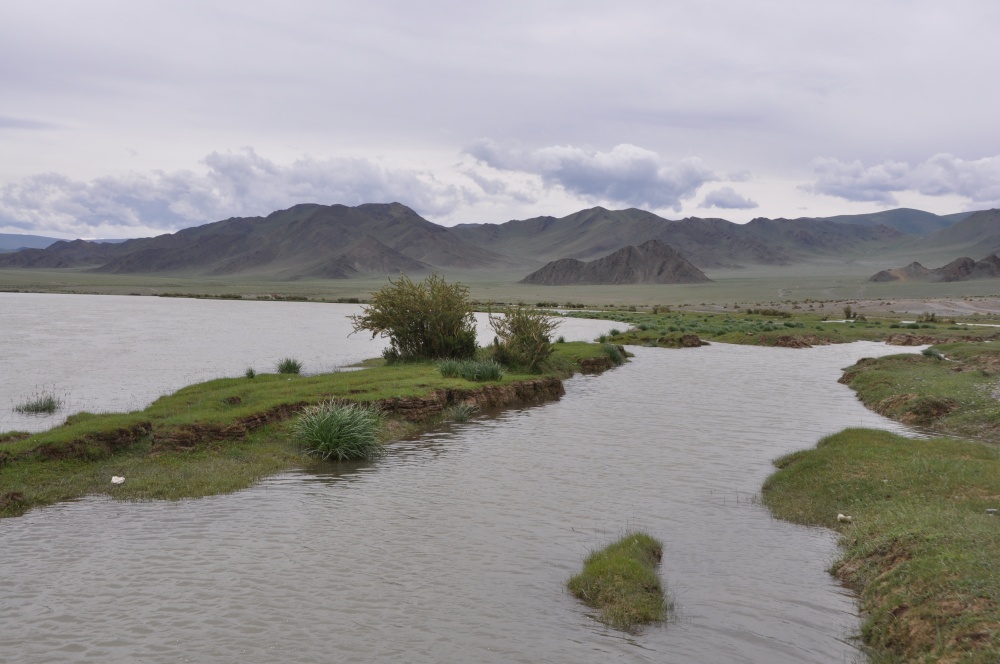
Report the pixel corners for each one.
[910,209,1000,256]
[869,253,1000,283]
[454,206,904,269]
[520,240,711,285]
[0,203,507,279]
[818,208,975,236]
[0,233,60,253]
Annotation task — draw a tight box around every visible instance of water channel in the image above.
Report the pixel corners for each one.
[0,293,917,662]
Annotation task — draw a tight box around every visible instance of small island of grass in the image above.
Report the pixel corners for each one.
[567,531,669,632]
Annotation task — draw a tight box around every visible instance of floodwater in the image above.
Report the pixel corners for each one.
[0,292,612,434]
[0,291,918,663]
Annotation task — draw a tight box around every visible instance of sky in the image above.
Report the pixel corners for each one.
[2,0,1000,240]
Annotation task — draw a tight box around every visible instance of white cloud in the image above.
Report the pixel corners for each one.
[700,186,758,210]
[806,154,1000,208]
[464,140,719,211]
[0,148,467,238]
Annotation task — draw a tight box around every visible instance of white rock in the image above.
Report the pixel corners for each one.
[837,513,853,523]
[111,476,125,484]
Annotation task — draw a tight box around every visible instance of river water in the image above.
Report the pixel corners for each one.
[0,293,917,663]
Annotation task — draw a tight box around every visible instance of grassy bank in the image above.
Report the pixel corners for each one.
[840,341,1000,442]
[763,429,1000,663]
[567,531,668,632]
[0,342,612,518]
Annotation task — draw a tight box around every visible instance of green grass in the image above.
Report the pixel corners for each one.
[294,401,385,461]
[763,428,1000,663]
[14,391,63,414]
[600,343,626,366]
[276,357,302,374]
[567,531,668,632]
[0,342,614,518]
[437,358,505,381]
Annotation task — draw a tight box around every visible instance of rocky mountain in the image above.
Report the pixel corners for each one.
[911,209,1000,256]
[0,203,505,279]
[520,240,711,285]
[0,232,60,253]
[819,208,974,236]
[869,254,1000,283]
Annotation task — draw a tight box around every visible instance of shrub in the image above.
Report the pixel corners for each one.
[439,358,505,382]
[489,304,559,372]
[277,357,302,374]
[294,401,385,461]
[351,274,476,361]
[14,392,63,415]
[245,367,256,379]
[556,335,566,344]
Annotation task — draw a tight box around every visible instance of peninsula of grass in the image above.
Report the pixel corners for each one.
[567,532,668,632]
[763,428,1000,663]
[0,342,615,518]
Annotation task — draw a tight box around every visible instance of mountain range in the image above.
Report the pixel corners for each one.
[0,203,996,281]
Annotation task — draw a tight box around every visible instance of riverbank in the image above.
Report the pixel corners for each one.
[0,342,620,518]
[763,340,1000,662]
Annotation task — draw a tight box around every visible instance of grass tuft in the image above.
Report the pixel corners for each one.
[276,357,302,374]
[14,392,63,415]
[600,343,626,366]
[445,402,478,422]
[245,367,257,379]
[438,358,505,382]
[567,531,668,632]
[294,400,385,461]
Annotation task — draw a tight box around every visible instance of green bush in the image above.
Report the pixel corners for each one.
[601,343,626,366]
[438,358,505,382]
[489,304,559,372]
[294,401,385,461]
[245,367,257,379]
[277,357,302,374]
[351,275,476,361]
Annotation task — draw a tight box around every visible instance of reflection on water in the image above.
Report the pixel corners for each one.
[0,339,918,663]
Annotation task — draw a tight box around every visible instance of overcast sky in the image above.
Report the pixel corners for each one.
[2,0,999,239]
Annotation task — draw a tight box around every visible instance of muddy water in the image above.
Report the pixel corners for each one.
[0,292,612,433]
[1,338,915,663]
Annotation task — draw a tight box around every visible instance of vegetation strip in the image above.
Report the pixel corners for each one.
[764,340,1000,662]
[567,532,668,632]
[0,342,617,518]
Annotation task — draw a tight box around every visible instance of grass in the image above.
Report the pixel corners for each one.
[437,358,505,381]
[600,343,626,366]
[14,391,63,414]
[294,401,385,461]
[245,367,257,379]
[567,531,668,632]
[276,357,302,374]
[763,428,1000,663]
[0,342,614,518]
[445,402,478,422]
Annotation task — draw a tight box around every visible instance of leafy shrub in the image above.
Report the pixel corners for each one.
[277,357,302,374]
[295,401,385,461]
[351,274,476,361]
[439,358,505,381]
[489,304,559,372]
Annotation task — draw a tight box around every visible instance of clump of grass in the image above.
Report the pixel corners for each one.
[567,532,668,632]
[600,343,626,366]
[245,367,257,379]
[14,392,63,415]
[446,402,478,422]
[438,358,505,382]
[556,335,566,344]
[294,401,385,461]
[276,357,302,374]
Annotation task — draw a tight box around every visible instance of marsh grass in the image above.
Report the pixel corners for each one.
[567,532,668,632]
[294,401,385,461]
[445,402,478,422]
[438,358,505,382]
[600,343,626,366]
[764,428,1000,663]
[14,392,63,415]
[276,357,302,374]
[245,367,257,379]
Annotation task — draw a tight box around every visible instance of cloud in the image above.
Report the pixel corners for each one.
[464,140,719,211]
[0,148,466,238]
[806,154,1000,207]
[699,186,758,210]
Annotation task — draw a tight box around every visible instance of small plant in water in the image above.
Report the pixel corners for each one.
[601,343,626,366]
[14,391,63,415]
[447,402,478,423]
[295,401,386,461]
[277,357,302,374]
[245,367,257,379]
